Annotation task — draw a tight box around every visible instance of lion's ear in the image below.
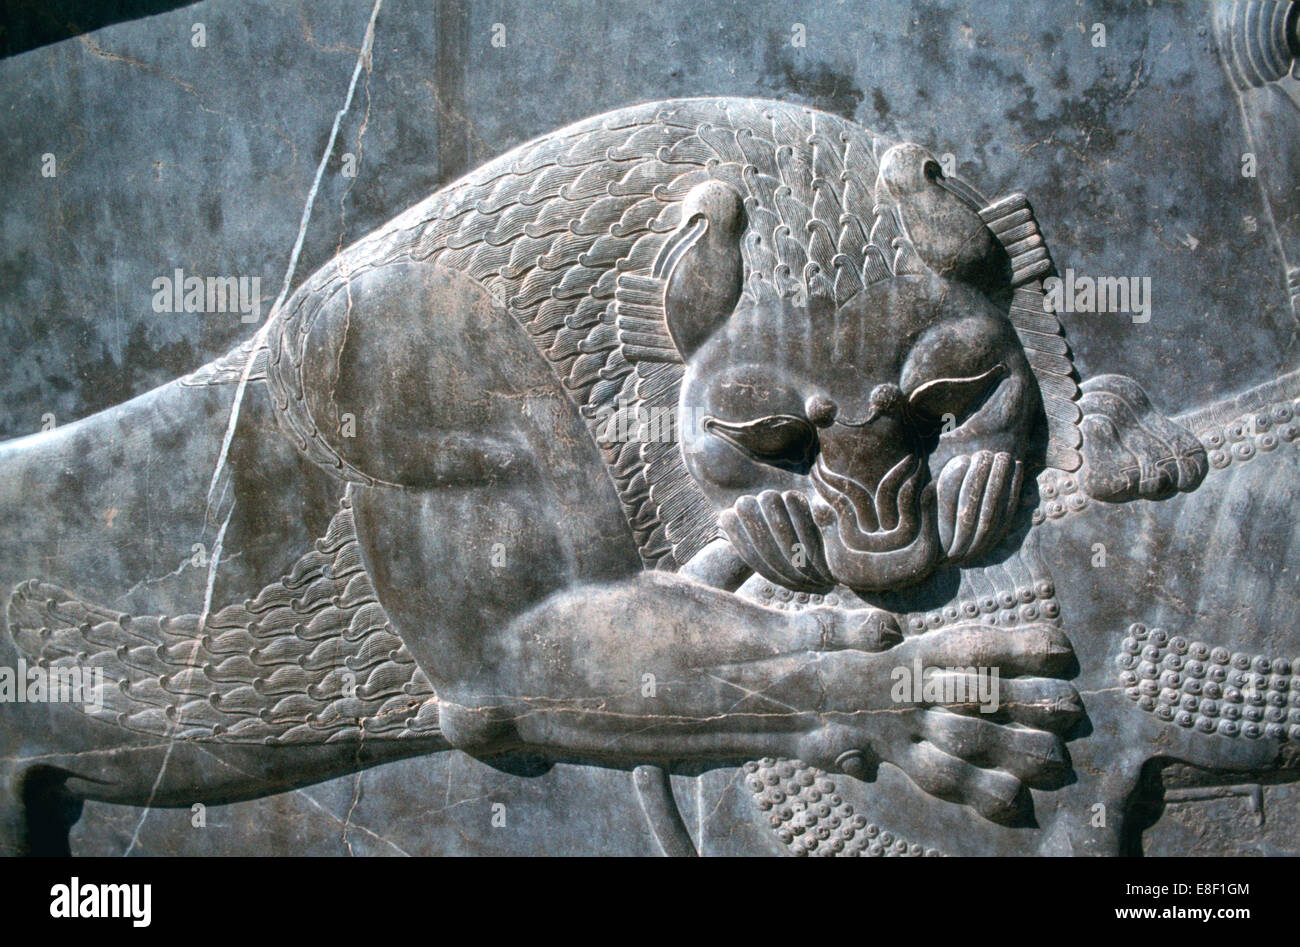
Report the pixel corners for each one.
[879,142,1006,287]
[616,181,746,366]
[661,180,746,358]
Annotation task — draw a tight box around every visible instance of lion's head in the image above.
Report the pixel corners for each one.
[598,120,1076,594]
[679,269,1042,593]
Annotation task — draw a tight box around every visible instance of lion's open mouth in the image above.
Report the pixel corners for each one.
[807,452,940,591]
[811,452,926,554]
[719,449,1025,595]
[717,453,938,594]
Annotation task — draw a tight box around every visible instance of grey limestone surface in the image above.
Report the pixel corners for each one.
[1,0,1298,856]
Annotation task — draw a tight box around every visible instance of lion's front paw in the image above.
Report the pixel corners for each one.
[809,620,1084,824]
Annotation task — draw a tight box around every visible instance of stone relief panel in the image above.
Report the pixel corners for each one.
[1,0,1298,857]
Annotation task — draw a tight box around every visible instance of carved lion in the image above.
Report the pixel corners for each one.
[1,97,1292,856]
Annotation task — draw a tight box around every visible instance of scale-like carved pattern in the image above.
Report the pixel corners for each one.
[745,758,945,857]
[6,497,443,745]
[1118,622,1300,741]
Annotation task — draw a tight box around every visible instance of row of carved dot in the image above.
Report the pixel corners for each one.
[891,582,1058,632]
[1200,402,1300,469]
[761,580,1059,606]
[1032,473,1088,524]
[1122,623,1294,673]
[757,585,842,606]
[1119,667,1300,704]
[743,759,941,857]
[1131,685,1300,722]
[1119,645,1295,674]
[1121,687,1300,740]
[1119,625,1300,739]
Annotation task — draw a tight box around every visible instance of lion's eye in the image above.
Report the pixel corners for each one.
[906,362,1007,428]
[701,414,819,474]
